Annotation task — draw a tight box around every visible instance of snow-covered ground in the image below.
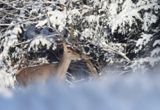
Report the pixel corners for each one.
[0,68,160,110]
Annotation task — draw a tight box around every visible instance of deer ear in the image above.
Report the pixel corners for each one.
[63,43,68,52]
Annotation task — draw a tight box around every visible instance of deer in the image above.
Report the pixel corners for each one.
[15,42,98,87]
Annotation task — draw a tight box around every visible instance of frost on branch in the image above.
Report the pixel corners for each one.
[108,0,159,34]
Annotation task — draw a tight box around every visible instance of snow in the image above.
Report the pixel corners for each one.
[143,12,158,31]
[108,0,159,34]
[36,20,48,28]
[153,40,160,47]
[130,56,160,69]
[151,48,160,57]
[81,28,94,39]
[48,10,67,32]
[28,36,53,51]
[1,27,19,66]
[67,9,81,24]
[12,25,22,35]
[108,0,140,33]
[37,10,67,32]
[85,15,99,25]
[59,0,67,4]
[0,69,160,110]
[0,69,16,88]
[135,33,152,53]
[0,88,13,98]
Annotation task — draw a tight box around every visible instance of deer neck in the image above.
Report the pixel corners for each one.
[56,54,71,80]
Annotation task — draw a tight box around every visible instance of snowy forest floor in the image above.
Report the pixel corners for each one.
[0,67,160,110]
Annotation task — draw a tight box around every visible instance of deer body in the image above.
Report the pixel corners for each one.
[16,64,57,86]
[16,61,74,86]
[16,43,98,86]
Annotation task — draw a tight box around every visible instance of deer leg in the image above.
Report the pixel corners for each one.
[85,60,98,77]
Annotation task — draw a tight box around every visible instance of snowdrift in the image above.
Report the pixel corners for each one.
[0,69,160,110]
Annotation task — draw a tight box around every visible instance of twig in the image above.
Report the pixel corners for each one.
[14,40,32,46]
[41,0,52,27]
[0,24,15,26]
[0,0,23,11]
[102,44,131,63]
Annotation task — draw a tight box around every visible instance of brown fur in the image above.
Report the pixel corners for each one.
[16,43,98,86]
